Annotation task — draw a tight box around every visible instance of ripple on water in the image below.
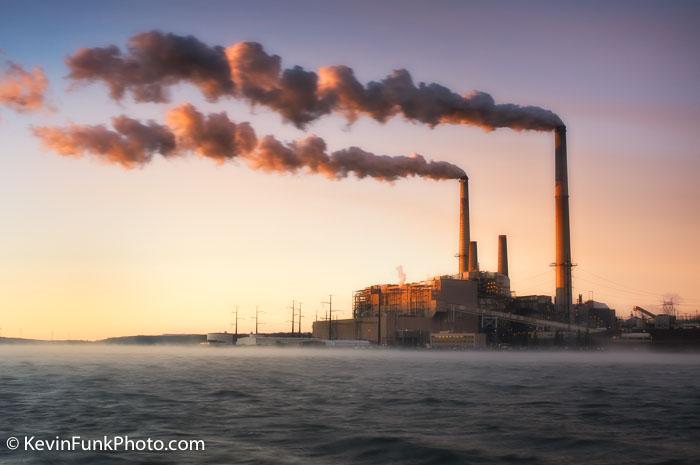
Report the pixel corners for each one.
[0,346,698,465]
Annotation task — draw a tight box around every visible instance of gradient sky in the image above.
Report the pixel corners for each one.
[1,0,698,339]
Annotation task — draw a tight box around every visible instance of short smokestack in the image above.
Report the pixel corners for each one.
[498,235,508,276]
[554,125,573,322]
[468,241,479,272]
[458,176,470,275]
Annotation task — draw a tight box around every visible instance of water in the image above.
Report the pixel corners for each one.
[1,346,698,465]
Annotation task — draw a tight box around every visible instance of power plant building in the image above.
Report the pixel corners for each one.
[312,127,613,347]
[313,175,514,345]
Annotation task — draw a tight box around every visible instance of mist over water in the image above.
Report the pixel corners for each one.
[1,346,698,465]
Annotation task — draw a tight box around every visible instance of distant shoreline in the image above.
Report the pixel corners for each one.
[2,335,699,352]
[0,333,306,346]
[0,334,205,345]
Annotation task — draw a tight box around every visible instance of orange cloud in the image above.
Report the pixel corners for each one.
[0,61,49,113]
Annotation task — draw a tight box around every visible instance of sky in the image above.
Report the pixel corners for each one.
[0,0,698,340]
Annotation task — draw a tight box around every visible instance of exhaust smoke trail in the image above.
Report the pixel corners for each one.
[31,117,176,168]
[66,31,563,130]
[32,104,465,181]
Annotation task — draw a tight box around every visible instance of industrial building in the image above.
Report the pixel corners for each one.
[236,334,323,347]
[205,332,236,345]
[616,306,700,348]
[313,126,615,347]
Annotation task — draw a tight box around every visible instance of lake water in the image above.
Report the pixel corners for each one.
[0,346,698,464]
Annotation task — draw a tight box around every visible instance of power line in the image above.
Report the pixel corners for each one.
[576,268,667,298]
[322,295,333,340]
[574,277,700,307]
[579,267,700,306]
[514,269,551,283]
[514,275,553,295]
[571,286,640,306]
[573,273,664,299]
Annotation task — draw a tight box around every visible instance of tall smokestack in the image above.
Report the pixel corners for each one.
[468,241,479,273]
[554,126,573,322]
[458,176,470,276]
[498,235,508,276]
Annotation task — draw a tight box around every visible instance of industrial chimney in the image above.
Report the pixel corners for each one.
[498,235,508,276]
[554,125,573,322]
[468,241,479,273]
[458,176,470,276]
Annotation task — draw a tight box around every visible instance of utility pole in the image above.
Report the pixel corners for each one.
[377,287,382,345]
[289,300,296,334]
[297,302,302,335]
[314,307,319,338]
[662,298,677,317]
[255,306,261,334]
[233,305,239,337]
[323,295,333,340]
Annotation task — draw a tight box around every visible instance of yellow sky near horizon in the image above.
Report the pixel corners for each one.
[1,2,699,340]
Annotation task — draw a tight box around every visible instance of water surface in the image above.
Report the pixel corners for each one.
[1,346,698,464]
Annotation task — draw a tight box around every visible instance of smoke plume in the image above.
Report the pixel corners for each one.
[67,32,233,103]
[66,31,563,130]
[33,104,465,181]
[0,61,49,113]
[396,265,407,286]
[32,117,176,168]
[166,103,256,162]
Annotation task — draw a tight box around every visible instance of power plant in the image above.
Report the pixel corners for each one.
[312,127,617,348]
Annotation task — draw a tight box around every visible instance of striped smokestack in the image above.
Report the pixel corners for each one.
[458,176,470,276]
[554,125,573,322]
[498,235,508,276]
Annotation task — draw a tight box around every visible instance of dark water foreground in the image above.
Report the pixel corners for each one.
[0,346,698,465]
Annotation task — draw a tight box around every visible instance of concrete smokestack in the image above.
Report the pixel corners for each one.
[458,176,470,276]
[468,241,479,272]
[554,125,573,321]
[498,235,508,276]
